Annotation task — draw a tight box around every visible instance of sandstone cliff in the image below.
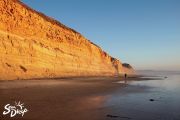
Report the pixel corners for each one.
[0,0,135,80]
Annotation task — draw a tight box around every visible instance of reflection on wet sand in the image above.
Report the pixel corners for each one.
[105,75,180,120]
[74,96,107,111]
[0,75,180,120]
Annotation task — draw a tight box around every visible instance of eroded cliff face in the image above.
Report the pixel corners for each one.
[0,0,135,80]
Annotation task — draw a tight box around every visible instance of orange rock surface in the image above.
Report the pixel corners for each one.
[0,0,135,80]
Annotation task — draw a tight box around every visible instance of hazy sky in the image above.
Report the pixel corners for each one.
[22,0,180,70]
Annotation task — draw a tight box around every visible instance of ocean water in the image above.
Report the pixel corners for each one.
[105,74,180,120]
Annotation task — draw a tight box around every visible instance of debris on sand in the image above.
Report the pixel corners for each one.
[106,114,119,118]
[106,114,132,119]
[149,99,155,101]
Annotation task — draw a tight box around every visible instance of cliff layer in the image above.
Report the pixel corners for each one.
[0,0,135,80]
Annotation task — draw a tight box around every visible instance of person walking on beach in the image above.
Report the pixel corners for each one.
[124,73,127,79]
[124,73,127,84]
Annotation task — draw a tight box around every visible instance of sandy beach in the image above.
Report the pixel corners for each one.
[0,77,125,120]
[0,75,180,120]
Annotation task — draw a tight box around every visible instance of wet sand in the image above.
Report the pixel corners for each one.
[0,76,180,120]
[0,77,126,120]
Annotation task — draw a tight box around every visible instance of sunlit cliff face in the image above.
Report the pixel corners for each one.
[0,0,135,80]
